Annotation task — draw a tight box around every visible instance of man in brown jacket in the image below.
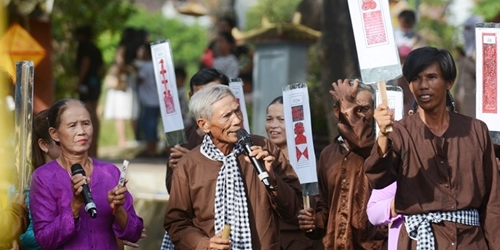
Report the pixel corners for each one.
[298,79,384,249]
[164,84,302,249]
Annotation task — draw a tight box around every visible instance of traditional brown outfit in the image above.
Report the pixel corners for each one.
[165,124,203,193]
[307,137,384,249]
[164,135,302,250]
[365,112,500,249]
[0,202,28,249]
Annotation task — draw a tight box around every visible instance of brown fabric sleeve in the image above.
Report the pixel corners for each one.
[164,164,210,250]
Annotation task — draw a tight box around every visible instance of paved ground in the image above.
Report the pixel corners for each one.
[100,144,169,250]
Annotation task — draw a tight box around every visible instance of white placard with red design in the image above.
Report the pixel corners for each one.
[283,85,317,184]
[229,78,250,133]
[347,0,402,83]
[150,40,184,133]
[375,85,404,137]
[475,23,500,131]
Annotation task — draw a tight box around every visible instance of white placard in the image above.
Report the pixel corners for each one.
[283,86,317,184]
[475,23,500,131]
[347,0,402,83]
[375,85,404,136]
[150,40,184,133]
[229,79,251,133]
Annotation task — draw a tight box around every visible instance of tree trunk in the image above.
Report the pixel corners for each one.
[318,0,360,141]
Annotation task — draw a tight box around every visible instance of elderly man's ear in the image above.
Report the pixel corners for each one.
[197,118,211,133]
[333,105,340,119]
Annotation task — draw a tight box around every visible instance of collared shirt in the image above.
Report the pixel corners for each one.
[365,112,500,249]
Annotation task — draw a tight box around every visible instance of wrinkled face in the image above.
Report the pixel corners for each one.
[202,95,242,146]
[265,103,286,147]
[408,62,452,112]
[50,102,93,155]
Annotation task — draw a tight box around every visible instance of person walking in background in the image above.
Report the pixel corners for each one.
[265,96,324,250]
[365,47,500,249]
[30,99,143,249]
[136,45,161,157]
[394,9,427,50]
[174,66,193,129]
[213,32,239,79]
[75,25,104,157]
[104,27,140,147]
[298,79,385,249]
[454,15,484,117]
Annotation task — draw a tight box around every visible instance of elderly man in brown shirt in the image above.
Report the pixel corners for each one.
[164,84,302,249]
[365,47,500,249]
[298,79,384,249]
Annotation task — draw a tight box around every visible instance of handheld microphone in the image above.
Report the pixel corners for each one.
[236,129,272,188]
[71,164,97,218]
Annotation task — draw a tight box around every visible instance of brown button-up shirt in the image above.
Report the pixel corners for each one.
[165,135,302,249]
[365,112,500,249]
[311,138,384,249]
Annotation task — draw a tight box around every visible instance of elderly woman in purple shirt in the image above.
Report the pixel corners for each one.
[30,99,143,249]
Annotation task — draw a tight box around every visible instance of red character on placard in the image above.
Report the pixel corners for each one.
[159,59,175,114]
[294,122,309,161]
[362,0,377,10]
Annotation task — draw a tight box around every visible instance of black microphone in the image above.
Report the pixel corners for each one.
[71,164,97,218]
[236,129,272,188]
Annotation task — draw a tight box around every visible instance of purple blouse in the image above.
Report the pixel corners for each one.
[30,159,143,250]
[366,181,402,250]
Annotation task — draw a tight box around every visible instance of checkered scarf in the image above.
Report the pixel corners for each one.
[200,134,253,249]
[404,208,480,250]
[160,231,175,250]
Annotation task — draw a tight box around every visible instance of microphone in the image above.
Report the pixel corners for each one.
[71,164,97,218]
[236,129,272,188]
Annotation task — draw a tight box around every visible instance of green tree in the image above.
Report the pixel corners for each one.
[245,0,301,30]
[474,0,500,21]
[119,7,209,69]
[51,0,136,99]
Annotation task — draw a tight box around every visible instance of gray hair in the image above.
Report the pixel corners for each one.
[189,84,236,120]
[332,80,375,107]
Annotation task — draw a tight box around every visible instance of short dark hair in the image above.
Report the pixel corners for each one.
[403,47,457,83]
[175,66,187,79]
[398,10,416,24]
[267,96,283,113]
[189,68,229,92]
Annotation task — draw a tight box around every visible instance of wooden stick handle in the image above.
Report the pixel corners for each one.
[303,196,313,232]
[222,224,231,239]
[377,81,393,133]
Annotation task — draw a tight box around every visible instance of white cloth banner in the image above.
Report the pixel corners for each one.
[229,79,251,133]
[347,0,402,83]
[475,23,500,131]
[150,40,184,133]
[283,85,317,184]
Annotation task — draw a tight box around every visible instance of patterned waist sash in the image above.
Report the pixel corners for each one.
[404,208,480,250]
